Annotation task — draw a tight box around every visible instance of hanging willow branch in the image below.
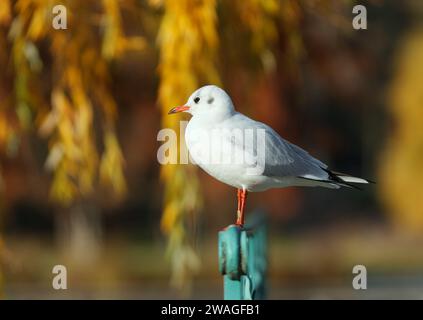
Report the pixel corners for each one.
[157,0,220,290]
[5,0,147,205]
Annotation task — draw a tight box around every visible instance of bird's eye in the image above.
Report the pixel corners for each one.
[207,97,214,104]
[194,97,200,104]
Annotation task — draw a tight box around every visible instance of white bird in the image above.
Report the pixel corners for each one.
[168,85,371,226]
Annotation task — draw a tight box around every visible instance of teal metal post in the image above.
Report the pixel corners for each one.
[218,213,267,300]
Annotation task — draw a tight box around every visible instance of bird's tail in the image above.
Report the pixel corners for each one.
[324,169,374,190]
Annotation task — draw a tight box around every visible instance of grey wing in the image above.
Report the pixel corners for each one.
[220,113,329,180]
[259,123,329,180]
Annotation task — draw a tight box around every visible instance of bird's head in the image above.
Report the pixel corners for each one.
[168,85,235,119]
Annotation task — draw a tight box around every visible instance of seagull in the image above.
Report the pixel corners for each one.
[168,85,371,227]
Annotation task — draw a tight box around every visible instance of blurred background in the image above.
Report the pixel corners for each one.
[0,0,422,299]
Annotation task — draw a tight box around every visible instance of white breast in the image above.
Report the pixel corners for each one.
[185,117,277,191]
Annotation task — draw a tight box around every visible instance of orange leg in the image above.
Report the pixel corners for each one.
[236,188,247,226]
[237,189,241,213]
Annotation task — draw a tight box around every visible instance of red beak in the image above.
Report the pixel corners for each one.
[168,105,190,114]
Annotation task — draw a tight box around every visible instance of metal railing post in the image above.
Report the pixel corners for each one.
[218,212,267,300]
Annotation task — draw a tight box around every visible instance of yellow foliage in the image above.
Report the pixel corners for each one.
[157,0,219,290]
[232,0,280,72]
[235,0,279,52]
[379,29,423,233]
[0,117,9,149]
[7,0,143,205]
[99,131,127,199]
[102,0,147,60]
[0,0,11,25]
